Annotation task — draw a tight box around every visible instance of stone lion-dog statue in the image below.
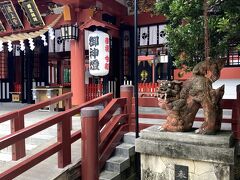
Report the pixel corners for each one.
[157,58,225,134]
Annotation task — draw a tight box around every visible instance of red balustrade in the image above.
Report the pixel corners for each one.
[13,83,21,92]
[0,90,128,180]
[138,83,158,97]
[1,84,240,180]
[0,92,73,161]
[132,84,240,140]
[86,83,103,101]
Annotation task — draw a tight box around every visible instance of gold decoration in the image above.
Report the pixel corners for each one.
[140,70,148,81]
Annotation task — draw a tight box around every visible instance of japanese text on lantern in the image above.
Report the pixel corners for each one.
[105,37,109,70]
[88,30,110,76]
[89,36,100,70]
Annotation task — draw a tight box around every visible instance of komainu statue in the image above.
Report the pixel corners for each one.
[157,58,226,134]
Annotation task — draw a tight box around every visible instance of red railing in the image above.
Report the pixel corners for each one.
[138,83,158,97]
[81,96,128,179]
[131,85,240,139]
[85,82,159,99]
[1,84,239,179]
[85,83,103,101]
[0,92,72,161]
[13,83,21,92]
[0,87,130,179]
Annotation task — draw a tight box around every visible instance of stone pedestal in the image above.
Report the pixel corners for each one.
[135,125,239,180]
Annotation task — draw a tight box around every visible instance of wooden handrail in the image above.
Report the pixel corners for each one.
[99,98,127,129]
[20,92,73,115]
[0,142,62,180]
[0,92,73,161]
[0,93,113,150]
[0,112,18,124]
[0,92,73,124]
[0,93,114,180]
[0,112,67,150]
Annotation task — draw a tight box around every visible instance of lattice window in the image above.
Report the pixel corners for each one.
[0,47,8,79]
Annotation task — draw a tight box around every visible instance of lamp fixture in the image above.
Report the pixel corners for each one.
[60,24,79,40]
[7,40,13,52]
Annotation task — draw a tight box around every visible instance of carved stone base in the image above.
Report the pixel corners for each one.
[136,126,238,180]
[141,154,230,180]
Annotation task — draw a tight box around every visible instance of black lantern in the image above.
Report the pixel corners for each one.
[60,24,79,40]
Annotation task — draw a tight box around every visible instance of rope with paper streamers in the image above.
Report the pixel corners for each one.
[0,14,62,43]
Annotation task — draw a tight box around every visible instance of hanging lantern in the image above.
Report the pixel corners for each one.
[88,30,110,76]
[60,24,79,40]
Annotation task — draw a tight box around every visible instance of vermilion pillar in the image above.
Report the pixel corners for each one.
[81,107,99,180]
[120,85,134,130]
[71,30,86,105]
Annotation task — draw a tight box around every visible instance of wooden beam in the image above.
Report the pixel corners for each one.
[63,5,72,21]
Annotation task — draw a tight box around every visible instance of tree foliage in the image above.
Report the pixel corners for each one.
[154,0,240,70]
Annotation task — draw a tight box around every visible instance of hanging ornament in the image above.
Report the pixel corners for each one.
[28,38,35,51]
[48,27,55,40]
[7,40,13,52]
[0,40,3,52]
[20,40,25,51]
[88,30,110,76]
[40,34,48,46]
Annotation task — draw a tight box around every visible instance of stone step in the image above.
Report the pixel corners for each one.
[99,170,121,180]
[105,156,130,173]
[123,132,135,145]
[115,143,135,157]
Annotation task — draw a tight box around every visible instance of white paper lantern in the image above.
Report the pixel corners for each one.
[88,30,110,76]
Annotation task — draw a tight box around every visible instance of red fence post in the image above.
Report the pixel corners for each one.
[11,113,26,160]
[235,85,240,140]
[120,85,134,130]
[64,97,72,130]
[58,114,71,168]
[81,107,99,180]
